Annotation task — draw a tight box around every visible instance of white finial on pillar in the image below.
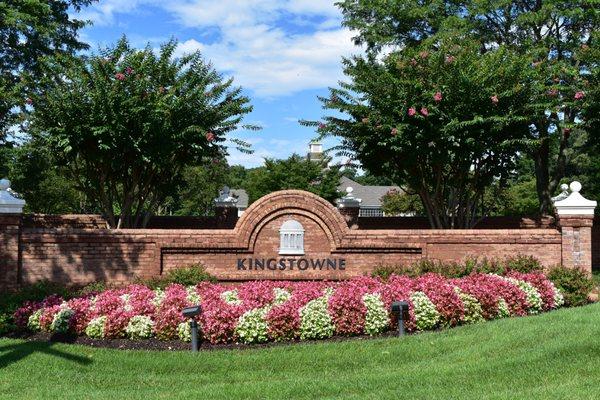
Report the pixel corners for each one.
[0,179,26,214]
[554,181,597,215]
[336,186,362,208]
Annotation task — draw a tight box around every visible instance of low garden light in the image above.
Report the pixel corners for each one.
[182,305,202,352]
[391,301,409,336]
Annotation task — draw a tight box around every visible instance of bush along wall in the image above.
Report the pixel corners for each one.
[12,273,565,345]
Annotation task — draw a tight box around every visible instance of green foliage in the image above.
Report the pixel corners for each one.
[313,37,534,227]
[0,313,15,335]
[0,0,94,140]
[380,188,424,216]
[245,154,342,204]
[143,264,217,290]
[0,281,70,316]
[4,141,89,213]
[547,267,595,307]
[175,159,247,216]
[372,256,543,280]
[334,0,599,216]
[30,37,254,227]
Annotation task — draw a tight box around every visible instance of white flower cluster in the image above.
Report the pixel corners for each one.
[362,293,390,335]
[235,307,270,344]
[273,288,291,305]
[410,291,440,331]
[505,277,543,314]
[125,315,154,340]
[27,309,43,332]
[85,316,106,339]
[152,289,165,308]
[186,286,201,304]
[299,294,335,340]
[497,299,510,318]
[177,322,191,342]
[553,286,565,308]
[454,288,484,324]
[50,308,74,333]
[220,290,242,305]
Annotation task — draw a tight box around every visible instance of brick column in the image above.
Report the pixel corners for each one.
[0,179,26,289]
[336,187,362,229]
[214,186,239,228]
[554,181,597,275]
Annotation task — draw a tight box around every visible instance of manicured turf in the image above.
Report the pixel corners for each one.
[1,304,600,400]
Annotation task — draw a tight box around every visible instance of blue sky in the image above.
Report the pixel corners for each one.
[75,0,360,167]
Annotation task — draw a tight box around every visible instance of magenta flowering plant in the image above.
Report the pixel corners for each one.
[15,271,564,344]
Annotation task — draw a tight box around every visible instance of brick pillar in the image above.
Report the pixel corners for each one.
[554,181,597,275]
[214,186,239,228]
[336,187,362,229]
[0,179,26,289]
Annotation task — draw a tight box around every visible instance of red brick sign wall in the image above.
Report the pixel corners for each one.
[0,190,591,289]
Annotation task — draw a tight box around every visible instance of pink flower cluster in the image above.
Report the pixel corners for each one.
[13,272,563,344]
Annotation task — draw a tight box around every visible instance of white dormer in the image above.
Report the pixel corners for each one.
[279,219,305,255]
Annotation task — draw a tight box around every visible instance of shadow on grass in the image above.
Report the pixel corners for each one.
[0,339,92,370]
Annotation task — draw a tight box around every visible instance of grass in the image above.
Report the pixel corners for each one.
[1,304,600,400]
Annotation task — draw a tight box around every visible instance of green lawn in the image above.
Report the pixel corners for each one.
[1,304,600,400]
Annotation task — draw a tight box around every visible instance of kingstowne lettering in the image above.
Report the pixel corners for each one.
[236,258,346,271]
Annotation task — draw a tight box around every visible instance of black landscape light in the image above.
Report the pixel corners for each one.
[182,305,202,352]
[391,301,409,336]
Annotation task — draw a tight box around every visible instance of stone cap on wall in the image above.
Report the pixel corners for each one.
[0,179,26,214]
[554,181,597,216]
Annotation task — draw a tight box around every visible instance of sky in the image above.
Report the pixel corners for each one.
[74,0,361,167]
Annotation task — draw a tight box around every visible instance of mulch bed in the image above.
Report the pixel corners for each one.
[1,330,400,352]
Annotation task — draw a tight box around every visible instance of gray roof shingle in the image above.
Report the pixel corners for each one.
[337,176,401,207]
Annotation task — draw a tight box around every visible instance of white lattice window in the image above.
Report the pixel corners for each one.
[359,207,384,217]
[279,220,305,255]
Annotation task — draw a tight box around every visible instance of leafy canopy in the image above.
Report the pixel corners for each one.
[0,0,95,142]
[312,38,534,227]
[31,37,255,228]
[337,0,599,214]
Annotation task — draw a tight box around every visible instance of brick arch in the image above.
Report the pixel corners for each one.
[233,190,349,250]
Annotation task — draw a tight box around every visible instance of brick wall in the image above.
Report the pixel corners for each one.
[593,216,599,270]
[0,190,590,288]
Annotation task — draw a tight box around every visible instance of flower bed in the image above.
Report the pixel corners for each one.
[14,273,564,345]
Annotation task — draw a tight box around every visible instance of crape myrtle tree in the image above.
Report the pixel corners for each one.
[30,37,254,228]
[0,0,95,145]
[336,0,599,215]
[309,38,533,228]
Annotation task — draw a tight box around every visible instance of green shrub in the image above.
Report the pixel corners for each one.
[372,256,544,280]
[547,267,594,307]
[505,255,543,273]
[0,281,71,317]
[143,264,217,290]
[76,281,108,297]
[0,313,15,335]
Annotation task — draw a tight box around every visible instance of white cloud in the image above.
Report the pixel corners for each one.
[177,27,356,96]
[80,0,359,97]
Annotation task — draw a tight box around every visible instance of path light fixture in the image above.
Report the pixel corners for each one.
[391,301,409,336]
[182,305,201,352]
